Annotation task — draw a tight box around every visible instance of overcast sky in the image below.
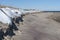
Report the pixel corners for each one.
[0,0,60,11]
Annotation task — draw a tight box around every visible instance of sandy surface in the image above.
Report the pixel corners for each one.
[4,13,60,40]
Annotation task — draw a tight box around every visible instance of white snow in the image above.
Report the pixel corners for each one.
[1,8,22,18]
[1,8,14,18]
[0,7,37,24]
[0,9,12,24]
[0,7,24,25]
[6,7,22,17]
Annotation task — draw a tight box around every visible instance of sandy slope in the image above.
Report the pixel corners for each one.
[11,13,60,40]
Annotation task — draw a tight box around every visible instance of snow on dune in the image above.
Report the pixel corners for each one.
[1,8,21,18]
[1,8,14,18]
[11,8,22,17]
[0,7,38,24]
[0,9,11,24]
[0,7,22,24]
